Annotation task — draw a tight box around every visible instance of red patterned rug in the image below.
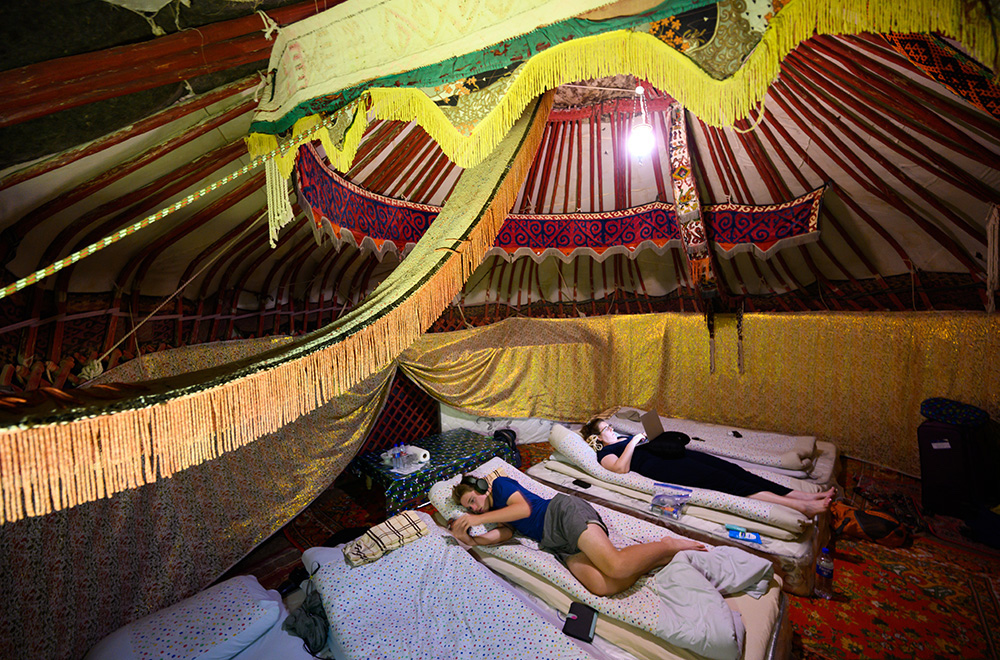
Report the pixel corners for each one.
[790,458,1000,659]
[518,440,555,470]
[790,535,1000,659]
[283,485,372,551]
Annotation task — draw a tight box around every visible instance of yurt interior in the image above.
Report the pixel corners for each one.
[2,1,1000,659]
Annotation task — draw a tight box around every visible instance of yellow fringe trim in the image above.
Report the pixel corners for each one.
[246,0,997,173]
[0,93,552,525]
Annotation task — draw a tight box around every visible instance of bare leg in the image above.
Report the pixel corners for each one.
[565,552,637,596]
[750,490,832,516]
[571,524,706,595]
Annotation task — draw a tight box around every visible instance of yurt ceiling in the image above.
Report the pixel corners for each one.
[1,0,998,397]
[0,5,998,660]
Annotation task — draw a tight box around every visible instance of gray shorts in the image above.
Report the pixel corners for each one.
[539,494,607,562]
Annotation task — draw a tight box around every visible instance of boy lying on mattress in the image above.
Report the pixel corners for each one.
[449,474,706,596]
[581,416,834,517]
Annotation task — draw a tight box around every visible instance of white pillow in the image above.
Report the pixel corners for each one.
[429,469,506,538]
[439,404,558,444]
[85,575,281,660]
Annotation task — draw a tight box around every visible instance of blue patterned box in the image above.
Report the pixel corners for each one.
[349,428,517,514]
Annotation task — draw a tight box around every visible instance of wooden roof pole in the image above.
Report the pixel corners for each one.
[788,48,1000,206]
[782,62,987,246]
[753,118,887,310]
[173,211,264,345]
[0,76,256,192]
[0,0,331,128]
[773,81,986,293]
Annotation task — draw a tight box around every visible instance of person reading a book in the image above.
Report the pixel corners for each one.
[581,417,834,517]
[450,475,705,596]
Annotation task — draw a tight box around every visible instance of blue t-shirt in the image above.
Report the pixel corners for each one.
[489,476,550,541]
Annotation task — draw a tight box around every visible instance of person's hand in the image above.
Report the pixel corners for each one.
[632,433,647,444]
[449,513,479,538]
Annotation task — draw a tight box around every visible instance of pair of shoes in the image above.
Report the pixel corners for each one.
[276,566,310,597]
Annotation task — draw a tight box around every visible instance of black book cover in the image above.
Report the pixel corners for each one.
[562,602,598,643]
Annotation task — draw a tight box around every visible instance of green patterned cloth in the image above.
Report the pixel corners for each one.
[350,429,517,514]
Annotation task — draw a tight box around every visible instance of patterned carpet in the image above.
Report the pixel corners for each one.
[789,458,1000,660]
[231,445,1000,659]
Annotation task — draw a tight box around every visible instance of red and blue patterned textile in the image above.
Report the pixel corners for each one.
[710,186,824,258]
[296,143,823,260]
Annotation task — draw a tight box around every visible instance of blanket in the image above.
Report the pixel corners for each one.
[429,459,777,660]
[609,407,816,471]
[651,547,772,660]
[343,510,429,566]
[308,513,591,660]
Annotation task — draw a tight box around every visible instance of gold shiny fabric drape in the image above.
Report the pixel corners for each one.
[0,365,394,660]
[400,312,1000,476]
[0,94,551,527]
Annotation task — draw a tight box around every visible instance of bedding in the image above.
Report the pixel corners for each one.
[84,575,312,660]
[604,408,836,482]
[440,402,562,444]
[526,458,824,597]
[548,424,812,535]
[428,459,790,660]
[301,510,596,660]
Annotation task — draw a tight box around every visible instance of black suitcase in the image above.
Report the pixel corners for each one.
[918,419,988,515]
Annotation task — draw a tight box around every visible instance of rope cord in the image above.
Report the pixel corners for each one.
[0,118,331,302]
[987,204,998,313]
[94,219,262,368]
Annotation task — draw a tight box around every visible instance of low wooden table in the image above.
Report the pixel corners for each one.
[349,428,517,515]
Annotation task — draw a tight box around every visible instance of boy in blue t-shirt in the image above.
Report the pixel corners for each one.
[451,475,705,596]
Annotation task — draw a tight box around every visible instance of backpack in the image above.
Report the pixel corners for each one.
[831,501,910,547]
[494,429,521,467]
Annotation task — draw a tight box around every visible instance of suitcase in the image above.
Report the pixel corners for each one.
[918,419,988,515]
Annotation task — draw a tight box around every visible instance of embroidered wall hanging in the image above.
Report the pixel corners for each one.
[296,143,824,262]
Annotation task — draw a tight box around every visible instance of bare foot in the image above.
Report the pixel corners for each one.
[663,536,707,552]
[788,487,836,502]
[799,497,832,517]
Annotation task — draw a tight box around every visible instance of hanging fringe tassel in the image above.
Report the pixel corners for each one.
[987,204,998,314]
[0,93,551,526]
[265,159,294,247]
[246,0,998,178]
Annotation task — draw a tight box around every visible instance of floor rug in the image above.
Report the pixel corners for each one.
[925,512,1000,560]
[789,534,1000,659]
[518,440,554,470]
[283,485,371,551]
[790,457,1000,659]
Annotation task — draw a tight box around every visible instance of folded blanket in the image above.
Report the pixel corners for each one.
[343,510,429,566]
[650,547,773,660]
[610,408,816,471]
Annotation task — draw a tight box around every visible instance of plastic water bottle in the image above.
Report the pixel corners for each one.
[814,547,834,599]
[392,444,401,469]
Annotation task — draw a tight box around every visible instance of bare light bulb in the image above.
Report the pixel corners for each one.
[629,121,654,155]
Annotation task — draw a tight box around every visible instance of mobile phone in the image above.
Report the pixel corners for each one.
[572,478,592,489]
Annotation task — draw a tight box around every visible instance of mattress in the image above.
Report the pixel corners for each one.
[605,408,839,487]
[301,511,599,660]
[429,459,792,660]
[527,458,823,597]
